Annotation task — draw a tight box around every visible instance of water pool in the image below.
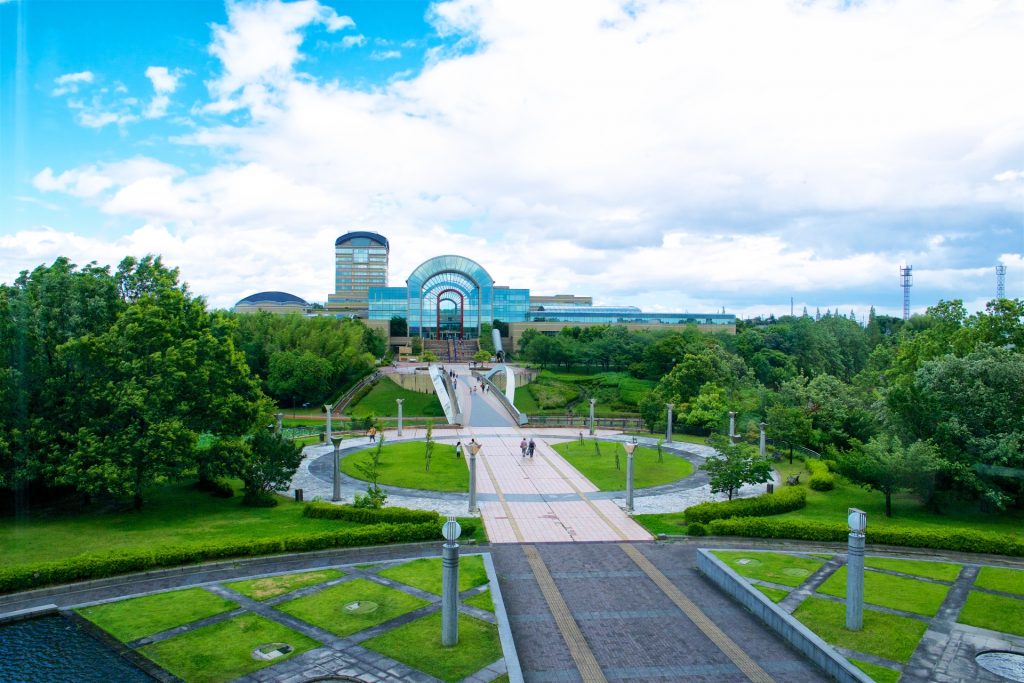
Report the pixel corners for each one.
[0,615,154,682]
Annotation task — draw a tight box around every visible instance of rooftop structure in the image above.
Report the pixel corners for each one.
[233,291,309,315]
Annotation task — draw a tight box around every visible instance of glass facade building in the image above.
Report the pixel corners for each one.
[327,231,389,313]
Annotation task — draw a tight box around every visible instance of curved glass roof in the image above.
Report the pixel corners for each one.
[236,291,308,305]
[407,255,494,292]
[335,231,389,249]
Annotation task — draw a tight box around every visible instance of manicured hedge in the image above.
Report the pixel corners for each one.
[303,502,440,525]
[0,522,443,595]
[807,459,835,491]
[706,517,1024,557]
[684,487,806,524]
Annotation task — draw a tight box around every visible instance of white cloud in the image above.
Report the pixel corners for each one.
[341,34,366,48]
[52,70,94,96]
[144,66,188,118]
[370,50,401,60]
[995,169,1024,183]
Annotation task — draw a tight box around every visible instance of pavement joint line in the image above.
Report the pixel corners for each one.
[473,429,526,543]
[537,445,631,542]
[522,545,608,683]
[618,543,775,683]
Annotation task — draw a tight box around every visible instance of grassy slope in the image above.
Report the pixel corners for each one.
[348,377,445,418]
[550,441,693,490]
[341,442,467,492]
[0,480,364,569]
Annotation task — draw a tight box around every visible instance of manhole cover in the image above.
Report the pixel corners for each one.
[976,651,1024,681]
[252,642,293,661]
[343,600,379,614]
[735,558,760,566]
[782,567,812,577]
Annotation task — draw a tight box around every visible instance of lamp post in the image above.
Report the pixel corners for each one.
[331,436,343,502]
[468,441,480,514]
[274,413,283,435]
[324,404,333,441]
[623,439,638,513]
[665,403,674,443]
[441,516,461,646]
[759,421,767,457]
[728,411,736,440]
[846,508,867,631]
[588,398,596,436]
[396,398,404,437]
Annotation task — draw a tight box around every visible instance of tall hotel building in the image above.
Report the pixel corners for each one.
[326,231,389,315]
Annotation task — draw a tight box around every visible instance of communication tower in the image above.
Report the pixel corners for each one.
[900,265,913,320]
[996,265,1007,299]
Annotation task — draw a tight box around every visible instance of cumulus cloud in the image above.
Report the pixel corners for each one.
[144,66,187,118]
[19,0,1024,313]
[340,34,366,48]
[51,70,94,96]
[370,50,401,60]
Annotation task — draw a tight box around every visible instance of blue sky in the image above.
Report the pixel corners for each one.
[1,0,1022,317]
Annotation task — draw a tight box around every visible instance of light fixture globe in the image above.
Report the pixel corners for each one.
[442,517,461,543]
[847,508,867,533]
[331,436,343,448]
[623,442,638,456]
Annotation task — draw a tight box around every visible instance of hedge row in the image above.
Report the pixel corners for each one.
[684,487,806,524]
[303,502,440,525]
[807,459,836,491]
[0,521,442,595]
[706,517,1024,557]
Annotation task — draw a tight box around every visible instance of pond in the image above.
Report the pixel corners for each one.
[0,615,153,682]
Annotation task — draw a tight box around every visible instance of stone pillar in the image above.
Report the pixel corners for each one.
[846,531,865,630]
[589,398,596,436]
[665,403,674,443]
[442,540,460,645]
[468,443,480,514]
[274,413,283,435]
[331,436,343,502]
[396,399,404,437]
[759,422,767,457]
[728,411,736,439]
[325,404,333,441]
[625,447,635,513]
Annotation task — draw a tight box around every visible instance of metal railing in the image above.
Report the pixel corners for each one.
[528,414,644,430]
[333,371,382,415]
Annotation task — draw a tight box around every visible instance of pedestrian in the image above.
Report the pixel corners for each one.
[368,426,377,442]
[528,438,535,458]
[520,438,527,458]
[455,441,463,459]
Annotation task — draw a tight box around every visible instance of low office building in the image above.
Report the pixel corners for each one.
[233,291,310,315]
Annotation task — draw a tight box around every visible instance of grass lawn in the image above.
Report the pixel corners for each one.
[550,441,693,491]
[458,516,489,544]
[864,557,961,582]
[513,386,542,414]
[77,588,238,642]
[957,591,1024,637]
[139,613,318,683]
[225,569,344,601]
[348,377,445,418]
[771,459,1024,537]
[341,441,467,491]
[464,589,495,612]
[0,480,362,569]
[276,578,430,637]
[625,432,709,446]
[362,611,501,682]
[755,585,790,603]
[633,512,689,536]
[793,597,927,663]
[711,551,825,587]
[378,555,488,595]
[974,566,1024,596]
[850,658,901,683]
[817,566,949,617]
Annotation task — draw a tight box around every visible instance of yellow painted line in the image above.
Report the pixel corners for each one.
[523,545,609,683]
[474,433,525,543]
[619,543,774,683]
[538,444,633,542]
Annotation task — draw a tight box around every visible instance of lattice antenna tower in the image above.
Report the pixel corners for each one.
[900,265,913,320]
[996,265,1007,299]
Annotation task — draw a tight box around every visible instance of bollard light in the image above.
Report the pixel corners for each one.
[846,507,867,631]
[623,439,638,513]
[331,436,343,502]
[441,515,461,646]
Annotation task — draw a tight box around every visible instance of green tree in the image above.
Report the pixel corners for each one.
[839,435,940,517]
[682,382,728,433]
[424,421,434,472]
[765,404,812,464]
[354,435,387,508]
[241,429,304,507]
[473,349,492,363]
[390,316,408,337]
[267,349,333,406]
[700,436,774,500]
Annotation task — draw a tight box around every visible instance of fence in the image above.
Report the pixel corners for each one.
[333,371,382,415]
[528,414,644,431]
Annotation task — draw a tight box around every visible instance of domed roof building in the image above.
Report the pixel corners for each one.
[234,291,310,315]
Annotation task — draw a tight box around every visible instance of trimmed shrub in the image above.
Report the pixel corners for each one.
[705,517,1024,557]
[196,478,235,498]
[684,487,806,525]
[687,522,707,536]
[303,502,439,525]
[806,459,835,491]
[0,521,443,595]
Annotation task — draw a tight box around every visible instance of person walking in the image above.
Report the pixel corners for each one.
[368,426,377,443]
[528,438,536,458]
[455,441,463,459]
[520,438,527,458]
